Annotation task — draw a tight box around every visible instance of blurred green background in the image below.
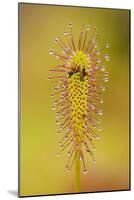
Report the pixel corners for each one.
[19,3,130,196]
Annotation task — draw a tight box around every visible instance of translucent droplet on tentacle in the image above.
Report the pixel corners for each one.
[92,77,96,81]
[96,58,101,63]
[50,93,54,97]
[94,44,98,48]
[98,127,102,132]
[49,70,53,74]
[52,105,56,110]
[69,22,73,28]
[90,104,95,110]
[56,119,59,124]
[95,66,98,70]
[54,36,60,43]
[96,136,100,140]
[91,38,96,44]
[66,165,71,172]
[93,159,96,164]
[62,49,66,54]
[93,124,97,129]
[104,54,110,61]
[64,31,68,36]
[86,25,90,31]
[100,66,105,71]
[49,49,54,55]
[98,109,103,115]
[96,50,100,55]
[97,119,101,124]
[56,55,60,59]
[93,144,96,150]
[56,152,60,157]
[88,68,93,74]
[105,43,110,49]
[102,87,106,91]
[104,77,109,82]
[100,99,103,104]
[83,168,87,174]
[104,72,109,76]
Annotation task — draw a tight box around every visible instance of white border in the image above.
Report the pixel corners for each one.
[0,1,133,199]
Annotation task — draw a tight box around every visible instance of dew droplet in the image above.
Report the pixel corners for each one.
[93,124,97,129]
[98,109,103,115]
[105,43,110,49]
[97,119,101,124]
[96,136,100,140]
[62,49,66,54]
[67,128,71,132]
[64,31,68,36]
[104,77,109,82]
[104,72,109,76]
[94,43,98,49]
[95,66,98,70]
[55,36,60,43]
[92,77,96,81]
[104,54,110,61]
[86,147,90,152]
[94,26,97,31]
[56,55,60,59]
[100,66,105,71]
[100,99,103,104]
[88,68,93,75]
[96,50,100,55]
[56,152,60,157]
[57,128,61,134]
[84,125,87,128]
[102,87,106,91]
[49,49,54,55]
[66,165,71,172]
[98,128,102,132]
[93,159,96,164]
[69,22,73,28]
[96,58,101,63]
[90,104,95,110]
[50,94,54,97]
[52,105,56,110]
[83,168,87,174]
[49,70,53,74]
[91,38,96,44]
[61,93,65,98]
[93,147,96,151]
[86,25,90,31]
[59,123,62,128]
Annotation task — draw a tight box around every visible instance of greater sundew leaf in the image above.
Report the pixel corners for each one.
[48,23,110,173]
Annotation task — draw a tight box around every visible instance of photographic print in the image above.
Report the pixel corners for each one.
[18,3,130,197]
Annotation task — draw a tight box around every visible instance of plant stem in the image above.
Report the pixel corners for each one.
[75,151,80,192]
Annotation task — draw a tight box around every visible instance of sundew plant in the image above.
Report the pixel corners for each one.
[48,23,110,191]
